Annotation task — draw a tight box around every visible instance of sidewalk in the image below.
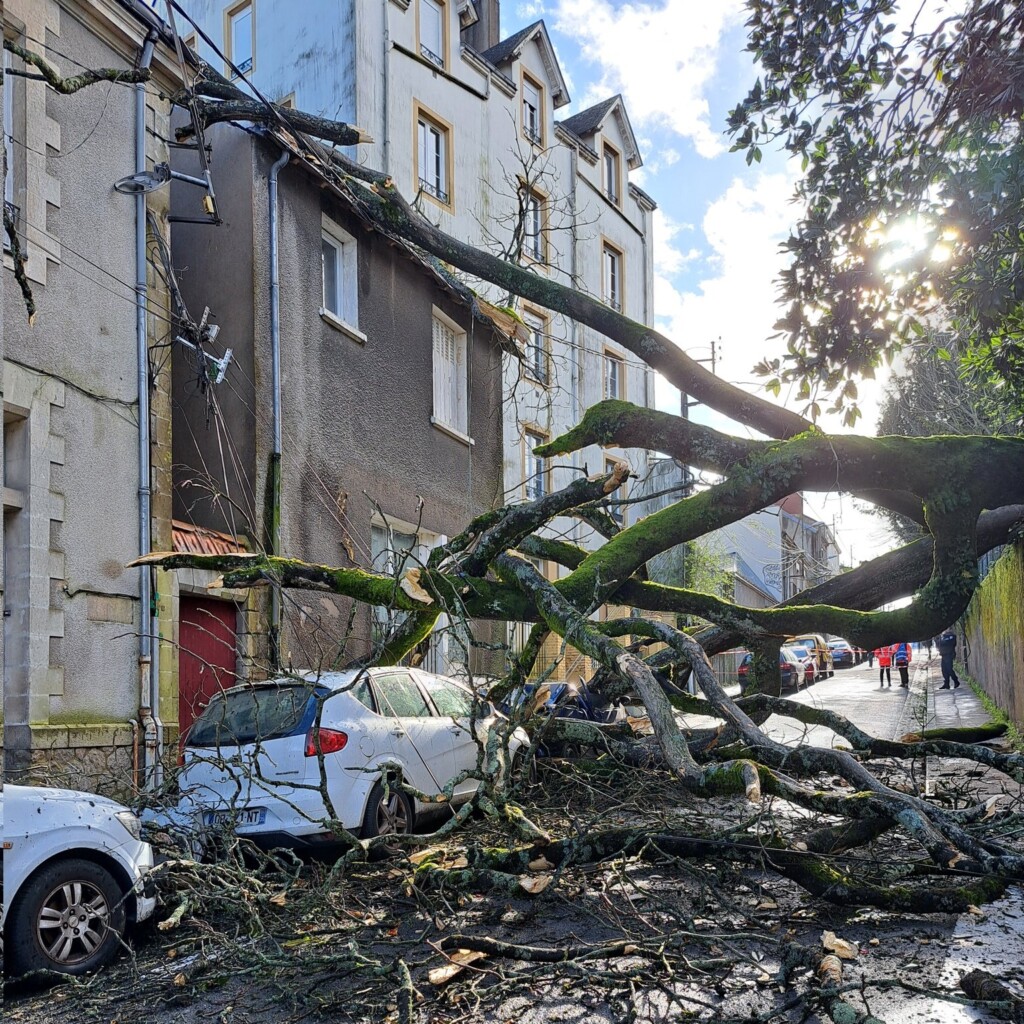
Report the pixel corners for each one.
[682,654,997,750]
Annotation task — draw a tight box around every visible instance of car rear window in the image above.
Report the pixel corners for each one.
[186,684,316,747]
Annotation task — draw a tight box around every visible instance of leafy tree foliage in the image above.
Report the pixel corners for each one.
[729,0,1024,423]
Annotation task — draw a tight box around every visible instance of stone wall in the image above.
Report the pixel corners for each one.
[962,543,1024,727]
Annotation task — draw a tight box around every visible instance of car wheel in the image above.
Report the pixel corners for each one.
[361,778,413,840]
[7,857,128,977]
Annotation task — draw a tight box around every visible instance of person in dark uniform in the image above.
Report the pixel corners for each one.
[936,629,961,689]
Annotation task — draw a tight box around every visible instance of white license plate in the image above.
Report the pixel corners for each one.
[202,807,266,828]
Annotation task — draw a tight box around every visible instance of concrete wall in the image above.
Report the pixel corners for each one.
[2,0,180,793]
[962,543,1024,727]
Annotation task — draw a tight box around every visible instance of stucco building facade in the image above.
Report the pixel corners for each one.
[2,0,182,791]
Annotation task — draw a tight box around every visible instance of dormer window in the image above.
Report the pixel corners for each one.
[521,74,544,146]
[419,0,445,68]
[602,141,622,206]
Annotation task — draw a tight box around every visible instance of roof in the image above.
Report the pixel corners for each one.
[480,22,540,66]
[558,94,643,170]
[172,519,248,556]
[559,97,619,140]
[247,128,529,356]
[480,20,570,108]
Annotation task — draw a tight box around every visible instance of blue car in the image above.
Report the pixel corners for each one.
[828,640,856,667]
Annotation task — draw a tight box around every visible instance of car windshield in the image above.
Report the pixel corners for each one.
[186,684,315,747]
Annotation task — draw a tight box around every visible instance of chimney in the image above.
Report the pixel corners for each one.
[463,0,500,52]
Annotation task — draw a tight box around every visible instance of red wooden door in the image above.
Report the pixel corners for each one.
[179,597,238,736]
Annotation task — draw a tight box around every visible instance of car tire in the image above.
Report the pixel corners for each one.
[361,778,413,840]
[6,857,128,977]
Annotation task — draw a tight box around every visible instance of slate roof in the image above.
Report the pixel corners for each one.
[480,21,542,65]
[558,96,620,140]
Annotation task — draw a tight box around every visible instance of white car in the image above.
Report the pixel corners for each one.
[165,667,529,849]
[2,785,157,977]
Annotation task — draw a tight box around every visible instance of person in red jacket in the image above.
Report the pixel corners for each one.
[875,646,892,687]
[891,641,913,688]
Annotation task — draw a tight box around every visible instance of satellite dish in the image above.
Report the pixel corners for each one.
[114,163,172,194]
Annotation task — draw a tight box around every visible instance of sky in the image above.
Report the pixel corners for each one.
[507,0,898,565]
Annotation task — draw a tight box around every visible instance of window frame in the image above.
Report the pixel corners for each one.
[417,0,447,69]
[319,214,362,340]
[520,70,544,146]
[521,187,548,264]
[602,141,622,207]
[431,306,471,442]
[523,427,549,502]
[414,104,454,211]
[603,348,625,401]
[602,239,624,312]
[224,0,255,79]
[521,308,549,386]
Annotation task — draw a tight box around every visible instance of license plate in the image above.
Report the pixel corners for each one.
[202,807,266,828]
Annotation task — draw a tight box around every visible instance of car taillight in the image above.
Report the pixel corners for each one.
[304,728,348,756]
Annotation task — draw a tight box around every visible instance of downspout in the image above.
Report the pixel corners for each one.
[268,149,290,667]
[135,30,159,788]
[381,0,390,174]
[568,145,581,546]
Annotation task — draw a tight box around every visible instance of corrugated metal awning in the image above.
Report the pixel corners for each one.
[172,519,247,556]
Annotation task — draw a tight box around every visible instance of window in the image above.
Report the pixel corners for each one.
[419,0,445,68]
[432,310,468,436]
[416,109,451,206]
[371,524,418,639]
[419,675,475,718]
[522,309,548,385]
[602,142,621,206]
[604,456,625,526]
[374,672,431,718]
[226,1,254,77]
[524,429,548,501]
[602,242,623,311]
[522,190,545,263]
[182,32,198,53]
[604,350,624,400]
[320,217,359,333]
[522,74,543,145]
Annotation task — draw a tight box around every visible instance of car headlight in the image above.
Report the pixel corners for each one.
[115,809,143,841]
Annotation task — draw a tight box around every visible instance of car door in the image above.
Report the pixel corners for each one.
[370,670,459,799]
[414,672,484,799]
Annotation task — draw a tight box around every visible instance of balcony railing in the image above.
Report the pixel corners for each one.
[420,44,444,69]
[418,177,449,205]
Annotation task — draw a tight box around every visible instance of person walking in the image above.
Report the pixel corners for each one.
[892,641,912,688]
[868,646,875,668]
[936,629,962,689]
[876,645,892,687]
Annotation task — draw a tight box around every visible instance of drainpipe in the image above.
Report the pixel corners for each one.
[135,30,159,788]
[381,0,390,174]
[268,149,290,667]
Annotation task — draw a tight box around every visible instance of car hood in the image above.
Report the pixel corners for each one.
[2,783,125,812]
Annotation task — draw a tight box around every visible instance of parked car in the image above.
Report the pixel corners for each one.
[788,634,835,678]
[164,668,530,850]
[2,785,156,977]
[781,644,817,687]
[828,638,857,668]
[738,649,807,692]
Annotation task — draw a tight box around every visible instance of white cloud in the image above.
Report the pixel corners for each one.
[653,209,699,276]
[657,170,796,389]
[553,0,745,157]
